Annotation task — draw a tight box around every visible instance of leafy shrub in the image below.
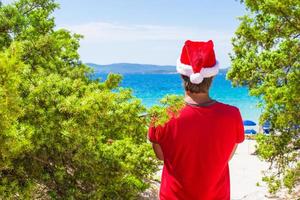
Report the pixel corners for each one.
[0,0,158,199]
[148,95,184,127]
[227,0,300,194]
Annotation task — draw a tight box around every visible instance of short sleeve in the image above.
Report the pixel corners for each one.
[148,125,164,144]
[148,119,173,144]
[235,108,245,143]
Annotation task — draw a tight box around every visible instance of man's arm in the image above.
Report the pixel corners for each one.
[152,143,164,161]
[229,144,238,160]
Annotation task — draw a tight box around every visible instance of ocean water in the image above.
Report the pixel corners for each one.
[95,73,262,123]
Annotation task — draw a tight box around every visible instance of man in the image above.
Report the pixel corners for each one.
[148,40,245,200]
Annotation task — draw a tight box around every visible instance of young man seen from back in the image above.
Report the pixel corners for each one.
[148,40,245,200]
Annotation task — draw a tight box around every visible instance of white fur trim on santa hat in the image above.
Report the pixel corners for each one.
[176,59,219,84]
[200,62,220,77]
[176,59,193,76]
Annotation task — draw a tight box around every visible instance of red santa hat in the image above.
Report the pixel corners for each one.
[176,40,219,84]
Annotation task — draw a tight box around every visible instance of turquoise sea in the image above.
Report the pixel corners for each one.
[95,73,262,123]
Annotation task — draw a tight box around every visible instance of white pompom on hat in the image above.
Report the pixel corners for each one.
[176,40,219,84]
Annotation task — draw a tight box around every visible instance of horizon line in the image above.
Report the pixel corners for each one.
[85,62,230,69]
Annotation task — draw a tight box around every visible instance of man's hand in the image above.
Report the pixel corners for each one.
[152,143,164,161]
[229,144,238,160]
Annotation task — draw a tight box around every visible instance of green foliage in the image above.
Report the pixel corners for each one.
[0,0,158,199]
[148,95,184,127]
[227,0,300,194]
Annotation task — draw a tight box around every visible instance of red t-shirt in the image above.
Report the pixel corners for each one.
[148,102,244,200]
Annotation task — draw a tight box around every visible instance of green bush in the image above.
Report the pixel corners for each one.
[148,95,184,127]
[0,0,158,199]
[227,0,300,194]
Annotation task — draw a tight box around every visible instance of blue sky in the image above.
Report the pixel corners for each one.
[3,0,247,67]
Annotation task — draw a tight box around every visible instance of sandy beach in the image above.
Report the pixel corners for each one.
[230,140,269,199]
[140,139,299,200]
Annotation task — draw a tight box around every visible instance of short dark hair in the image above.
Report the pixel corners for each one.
[181,75,213,93]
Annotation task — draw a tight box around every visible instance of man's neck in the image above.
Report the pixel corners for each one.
[184,92,213,105]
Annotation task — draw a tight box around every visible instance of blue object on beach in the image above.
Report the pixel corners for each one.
[262,121,271,134]
[245,129,257,134]
[262,121,271,128]
[243,120,256,126]
[263,129,270,134]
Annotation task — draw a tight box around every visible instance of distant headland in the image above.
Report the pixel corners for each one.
[87,63,229,74]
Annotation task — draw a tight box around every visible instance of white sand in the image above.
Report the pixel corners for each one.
[230,140,300,200]
[230,140,270,200]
